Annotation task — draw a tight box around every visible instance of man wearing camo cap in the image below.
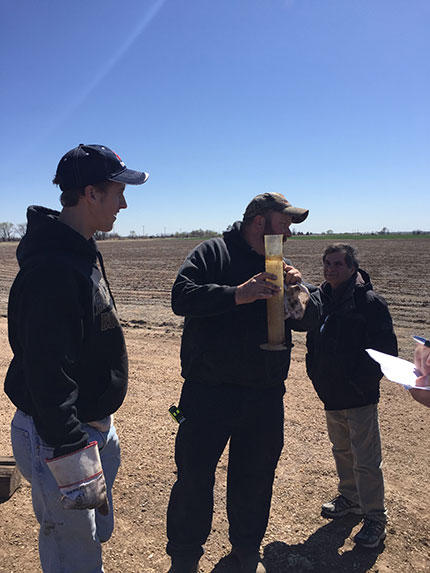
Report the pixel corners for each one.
[166,192,319,573]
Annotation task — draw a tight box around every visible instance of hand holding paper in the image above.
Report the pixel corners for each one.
[414,342,430,385]
[365,349,430,391]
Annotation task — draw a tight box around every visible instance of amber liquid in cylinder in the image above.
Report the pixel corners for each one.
[265,256,285,345]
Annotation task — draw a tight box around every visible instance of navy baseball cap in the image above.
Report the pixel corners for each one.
[55,144,149,191]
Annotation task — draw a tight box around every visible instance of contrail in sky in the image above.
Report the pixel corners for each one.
[72,0,169,109]
[45,0,169,138]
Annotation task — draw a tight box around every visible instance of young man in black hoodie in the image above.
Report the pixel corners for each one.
[306,243,398,549]
[166,193,319,573]
[4,144,148,573]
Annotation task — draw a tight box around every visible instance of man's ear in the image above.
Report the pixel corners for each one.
[253,214,266,230]
[83,185,97,202]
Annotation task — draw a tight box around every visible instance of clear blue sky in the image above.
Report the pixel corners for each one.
[1,0,429,236]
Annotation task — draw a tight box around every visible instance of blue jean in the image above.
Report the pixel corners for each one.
[11,410,121,573]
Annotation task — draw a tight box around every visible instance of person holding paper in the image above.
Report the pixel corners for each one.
[305,243,397,549]
[409,341,430,407]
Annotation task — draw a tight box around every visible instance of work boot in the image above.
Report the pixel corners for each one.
[321,494,363,519]
[354,518,387,548]
[230,547,266,573]
[168,557,199,573]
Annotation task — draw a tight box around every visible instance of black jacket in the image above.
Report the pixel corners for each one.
[172,221,319,388]
[4,206,128,456]
[306,269,398,410]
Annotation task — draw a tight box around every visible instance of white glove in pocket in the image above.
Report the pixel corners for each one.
[46,441,109,515]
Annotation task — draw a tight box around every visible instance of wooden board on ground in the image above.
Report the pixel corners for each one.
[0,456,21,500]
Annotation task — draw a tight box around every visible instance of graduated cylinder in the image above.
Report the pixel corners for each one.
[260,234,286,351]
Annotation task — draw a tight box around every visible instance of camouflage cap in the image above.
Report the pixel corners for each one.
[243,192,309,224]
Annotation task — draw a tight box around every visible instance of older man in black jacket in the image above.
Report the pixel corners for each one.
[306,243,398,549]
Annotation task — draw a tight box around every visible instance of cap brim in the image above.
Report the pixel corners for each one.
[282,206,309,224]
[109,168,149,185]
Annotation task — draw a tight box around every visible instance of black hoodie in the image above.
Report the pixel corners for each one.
[172,221,319,387]
[4,206,128,456]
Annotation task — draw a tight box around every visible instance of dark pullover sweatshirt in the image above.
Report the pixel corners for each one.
[172,221,319,388]
[4,206,128,456]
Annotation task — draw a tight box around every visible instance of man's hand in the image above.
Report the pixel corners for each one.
[414,344,430,385]
[283,263,302,285]
[409,387,430,407]
[235,272,281,305]
[408,344,430,407]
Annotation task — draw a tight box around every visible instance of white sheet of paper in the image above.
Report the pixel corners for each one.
[366,348,430,390]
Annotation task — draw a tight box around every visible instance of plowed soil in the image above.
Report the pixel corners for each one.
[1,236,429,573]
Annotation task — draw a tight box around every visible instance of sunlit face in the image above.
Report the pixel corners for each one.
[264,211,293,242]
[323,251,355,289]
[93,181,127,232]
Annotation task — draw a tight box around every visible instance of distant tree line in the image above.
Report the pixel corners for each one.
[291,229,315,236]
[124,228,221,240]
[0,223,221,242]
[0,222,27,241]
[1,221,428,242]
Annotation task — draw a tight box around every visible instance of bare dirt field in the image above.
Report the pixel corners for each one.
[0,236,429,573]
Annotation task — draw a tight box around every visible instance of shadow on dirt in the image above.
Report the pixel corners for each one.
[210,515,384,572]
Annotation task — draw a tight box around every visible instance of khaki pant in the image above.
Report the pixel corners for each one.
[325,403,386,524]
